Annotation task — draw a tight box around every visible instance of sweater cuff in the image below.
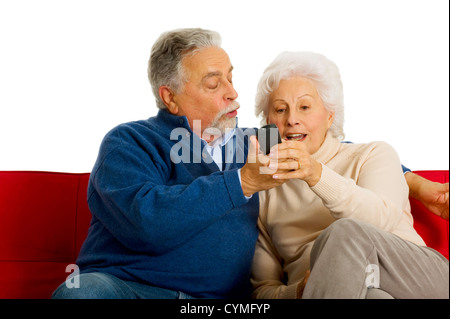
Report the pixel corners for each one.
[237,169,252,200]
[223,169,249,208]
[279,283,300,299]
[310,163,349,204]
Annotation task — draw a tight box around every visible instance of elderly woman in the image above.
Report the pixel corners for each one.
[251,51,449,299]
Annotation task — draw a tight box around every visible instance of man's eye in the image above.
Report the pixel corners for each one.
[206,81,219,89]
[276,108,286,113]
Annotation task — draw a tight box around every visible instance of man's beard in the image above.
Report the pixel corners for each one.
[203,101,240,137]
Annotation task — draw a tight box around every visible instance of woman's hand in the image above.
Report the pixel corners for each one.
[268,140,322,187]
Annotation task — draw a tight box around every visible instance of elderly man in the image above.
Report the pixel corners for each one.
[51,28,281,299]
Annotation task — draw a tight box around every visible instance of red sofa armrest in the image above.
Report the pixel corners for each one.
[0,171,91,299]
[410,170,449,260]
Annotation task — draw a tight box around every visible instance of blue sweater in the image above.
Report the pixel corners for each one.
[76,110,259,299]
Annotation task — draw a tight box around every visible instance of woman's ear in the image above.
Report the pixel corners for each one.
[327,111,335,129]
[159,86,179,114]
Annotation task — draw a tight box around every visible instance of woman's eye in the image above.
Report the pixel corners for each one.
[276,108,286,113]
[300,106,309,110]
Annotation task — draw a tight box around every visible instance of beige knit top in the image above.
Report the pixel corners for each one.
[251,132,426,299]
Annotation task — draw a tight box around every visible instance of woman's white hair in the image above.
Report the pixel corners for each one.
[254,51,345,140]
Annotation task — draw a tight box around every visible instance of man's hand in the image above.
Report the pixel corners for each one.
[406,172,449,220]
[240,136,287,197]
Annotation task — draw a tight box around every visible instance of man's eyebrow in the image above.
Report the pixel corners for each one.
[203,71,222,79]
[203,66,234,80]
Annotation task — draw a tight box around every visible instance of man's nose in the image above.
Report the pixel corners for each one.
[225,81,238,101]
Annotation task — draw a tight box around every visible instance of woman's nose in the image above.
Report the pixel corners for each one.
[287,111,301,126]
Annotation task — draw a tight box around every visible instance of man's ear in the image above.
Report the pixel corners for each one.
[159,86,179,114]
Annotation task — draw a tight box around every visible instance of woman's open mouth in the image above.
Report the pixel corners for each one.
[285,133,307,141]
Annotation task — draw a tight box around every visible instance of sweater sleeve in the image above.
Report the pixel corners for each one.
[251,217,300,299]
[310,141,412,233]
[88,126,249,255]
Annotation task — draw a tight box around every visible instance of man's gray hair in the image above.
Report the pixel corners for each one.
[254,51,345,140]
[148,28,222,110]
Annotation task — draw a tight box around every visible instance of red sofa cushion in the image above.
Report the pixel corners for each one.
[0,171,91,299]
[409,170,449,260]
[0,170,448,298]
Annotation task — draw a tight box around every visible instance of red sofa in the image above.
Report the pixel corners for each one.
[0,170,448,299]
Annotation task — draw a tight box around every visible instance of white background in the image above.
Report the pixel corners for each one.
[1,0,448,173]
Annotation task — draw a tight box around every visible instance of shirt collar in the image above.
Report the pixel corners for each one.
[206,127,236,148]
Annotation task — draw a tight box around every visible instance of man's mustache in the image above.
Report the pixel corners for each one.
[213,101,240,120]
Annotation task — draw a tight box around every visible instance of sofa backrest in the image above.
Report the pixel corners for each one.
[0,171,91,299]
[0,170,448,298]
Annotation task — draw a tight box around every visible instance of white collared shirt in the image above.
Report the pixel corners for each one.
[203,128,236,171]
